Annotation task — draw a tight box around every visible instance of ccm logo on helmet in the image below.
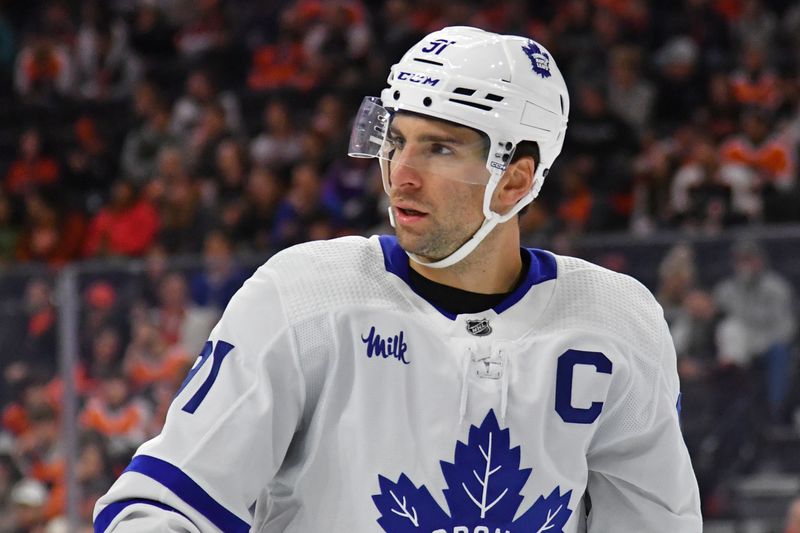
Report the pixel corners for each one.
[397,71,440,87]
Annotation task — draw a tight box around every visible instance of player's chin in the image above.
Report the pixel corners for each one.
[395,232,429,255]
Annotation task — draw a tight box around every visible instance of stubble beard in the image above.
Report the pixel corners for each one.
[396,212,481,262]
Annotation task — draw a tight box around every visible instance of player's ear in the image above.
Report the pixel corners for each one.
[492,156,535,214]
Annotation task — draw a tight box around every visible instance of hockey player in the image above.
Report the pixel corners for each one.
[94,27,702,532]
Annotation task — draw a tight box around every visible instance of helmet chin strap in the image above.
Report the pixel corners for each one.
[395,171,535,269]
[405,214,500,269]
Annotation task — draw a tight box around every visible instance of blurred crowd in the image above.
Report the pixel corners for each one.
[0,0,799,531]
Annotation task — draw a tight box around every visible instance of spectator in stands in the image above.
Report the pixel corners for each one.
[6,478,47,533]
[17,404,63,492]
[120,101,176,187]
[62,116,117,213]
[79,372,149,462]
[731,0,777,52]
[145,146,189,204]
[0,12,14,88]
[630,128,687,233]
[1,375,54,439]
[656,242,698,324]
[0,453,22,533]
[555,158,595,235]
[128,2,177,79]
[76,432,114,499]
[670,136,757,231]
[187,102,234,181]
[0,192,18,267]
[565,83,636,220]
[132,243,169,309]
[78,280,125,366]
[309,93,349,150]
[4,129,60,199]
[728,41,781,110]
[151,271,186,348]
[606,44,654,137]
[249,99,303,172]
[212,139,248,210]
[322,155,381,230]
[73,2,140,102]
[652,35,705,132]
[786,496,800,533]
[171,68,242,143]
[82,180,160,258]
[174,0,233,62]
[43,432,116,533]
[13,35,72,105]
[84,327,123,385]
[153,271,219,355]
[189,229,249,311]
[272,161,341,248]
[700,73,740,142]
[15,278,57,375]
[14,186,87,266]
[234,166,283,251]
[123,314,190,394]
[157,177,217,255]
[714,239,797,423]
[720,107,793,187]
[247,14,317,92]
[302,3,371,89]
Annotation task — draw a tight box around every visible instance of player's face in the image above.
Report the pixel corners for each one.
[385,114,487,261]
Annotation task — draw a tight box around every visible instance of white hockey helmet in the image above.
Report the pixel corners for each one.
[349,26,569,268]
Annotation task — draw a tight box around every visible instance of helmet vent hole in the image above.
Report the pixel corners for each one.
[559,95,564,113]
[485,93,504,102]
[413,58,444,66]
[453,87,476,96]
[423,97,432,107]
[393,90,400,100]
[448,99,492,111]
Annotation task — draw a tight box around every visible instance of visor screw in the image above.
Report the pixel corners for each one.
[393,90,400,100]
[543,168,550,177]
[502,154,510,162]
[505,142,513,150]
[423,96,432,107]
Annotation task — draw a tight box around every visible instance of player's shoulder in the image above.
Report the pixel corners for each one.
[256,235,402,322]
[543,252,665,349]
[264,235,378,276]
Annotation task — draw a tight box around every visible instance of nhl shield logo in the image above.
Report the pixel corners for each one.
[466,318,492,336]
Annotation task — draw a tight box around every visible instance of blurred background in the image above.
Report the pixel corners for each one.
[0,0,798,532]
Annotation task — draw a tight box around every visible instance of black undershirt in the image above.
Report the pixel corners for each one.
[407,250,531,315]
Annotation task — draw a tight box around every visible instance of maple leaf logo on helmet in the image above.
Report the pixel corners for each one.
[522,40,551,78]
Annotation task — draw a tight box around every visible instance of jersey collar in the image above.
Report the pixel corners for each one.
[378,234,557,320]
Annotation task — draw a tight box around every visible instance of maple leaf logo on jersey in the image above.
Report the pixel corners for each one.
[372,410,573,532]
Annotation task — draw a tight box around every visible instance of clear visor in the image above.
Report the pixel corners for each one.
[348,96,499,186]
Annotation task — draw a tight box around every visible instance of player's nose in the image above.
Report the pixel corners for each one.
[388,154,423,191]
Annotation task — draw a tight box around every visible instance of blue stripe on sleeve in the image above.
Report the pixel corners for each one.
[120,455,250,533]
[94,498,189,532]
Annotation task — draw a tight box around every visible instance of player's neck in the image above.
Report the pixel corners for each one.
[409,224,523,294]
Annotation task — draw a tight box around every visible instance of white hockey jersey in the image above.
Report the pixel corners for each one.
[94,235,702,532]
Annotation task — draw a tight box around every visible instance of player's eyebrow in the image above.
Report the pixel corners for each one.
[387,125,466,145]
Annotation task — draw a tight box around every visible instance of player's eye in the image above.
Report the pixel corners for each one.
[431,143,454,156]
[386,134,405,151]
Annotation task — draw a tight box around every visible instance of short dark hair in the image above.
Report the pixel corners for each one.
[510,141,540,168]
